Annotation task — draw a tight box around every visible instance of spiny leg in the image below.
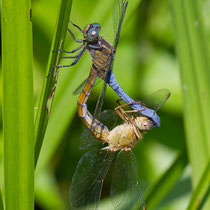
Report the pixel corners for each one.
[67,28,83,43]
[115,100,133,123]
[115,108,127,122]
[115,99,145,115]
[52,46,86,69]
[60,45,86,59]
[70,21,83,33]
[116,99,146,114]
[115,100,142,139]
[47,47,86,77]
[53,44,85,54]
[116,99,134,109]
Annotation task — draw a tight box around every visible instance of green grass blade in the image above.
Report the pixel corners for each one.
[2,0,34,208]
[144,149,188,209]
[187,158,210,210]
[0,190,3,210]
[34,0,72,167]
[170,0,210,208]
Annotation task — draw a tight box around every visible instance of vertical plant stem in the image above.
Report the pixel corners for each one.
[187,158,210,210]
[0,191,3,210]
[170,0,210,208]
[34,0,72,168]
[145,148,188,209]
[2,0,34,209]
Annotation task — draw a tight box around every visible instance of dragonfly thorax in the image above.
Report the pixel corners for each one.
[107,124,138,151]
[83,23,101,43]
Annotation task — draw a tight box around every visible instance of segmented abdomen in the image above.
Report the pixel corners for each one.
[77,65,109,143]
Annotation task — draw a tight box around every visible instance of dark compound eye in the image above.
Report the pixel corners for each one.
[83,23,101,43]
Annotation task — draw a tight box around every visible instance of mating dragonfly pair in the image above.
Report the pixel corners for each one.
[52,0,170,209]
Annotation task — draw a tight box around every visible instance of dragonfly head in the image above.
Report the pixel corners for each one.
[83,23,101,43]
[134,116,153,131]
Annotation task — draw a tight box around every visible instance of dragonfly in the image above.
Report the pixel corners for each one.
[52,0,161,127]
[70,89,171,210]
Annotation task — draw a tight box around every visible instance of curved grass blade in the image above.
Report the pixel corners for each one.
[187,158,210,210]
[110,150,146,210]
[170,0,210,208]
[142,89,171,112]
[144,148,188,209]
[34,0,72,167]
[0,190,3,210]
[70,149,114,209]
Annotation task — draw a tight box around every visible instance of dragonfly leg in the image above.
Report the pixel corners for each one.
[115,107,126,122]
[115,100,133,123]
[70,21,83,33]
[53,44,85,54]
[115,99,146,113]
[116,99,135,108]
[115,99,143,139]
[122,100,147,113]
[61,46,86,58]
[48,47,86,76]
[67,28,83,43]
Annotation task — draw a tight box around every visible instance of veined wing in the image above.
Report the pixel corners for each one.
[113,0,128,49]
[110,150,146,210]
[70,149,114,210]
[73,77,102,95]
[87,80,107,145]
[79,110,118,150]
[99,109,119,130]
[142,89,171,112]
[93,80,107,120]
[79,128,103,150]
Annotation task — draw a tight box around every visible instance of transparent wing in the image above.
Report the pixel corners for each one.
[89,0,128,139]
[110,150,146,210]
[73,77,102,95]
[70,149,114,210]
[99,109,119,130]
[79,110,118,150]
[79,128,103,150]
[142,89,171,112]
[85,80,107,147]
[93,81,107,120]
[113,0,128,49]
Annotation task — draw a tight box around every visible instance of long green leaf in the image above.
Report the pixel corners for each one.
[34,0,73,167]
[144,148,188,209]
[170,0,210,208]
[0,190,3,210]
[2,0,34,208]
[187,158,210,210]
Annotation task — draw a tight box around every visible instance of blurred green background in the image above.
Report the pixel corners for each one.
[1,0,210,209]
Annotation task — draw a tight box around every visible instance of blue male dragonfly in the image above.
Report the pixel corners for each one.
[52,0,160,127]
